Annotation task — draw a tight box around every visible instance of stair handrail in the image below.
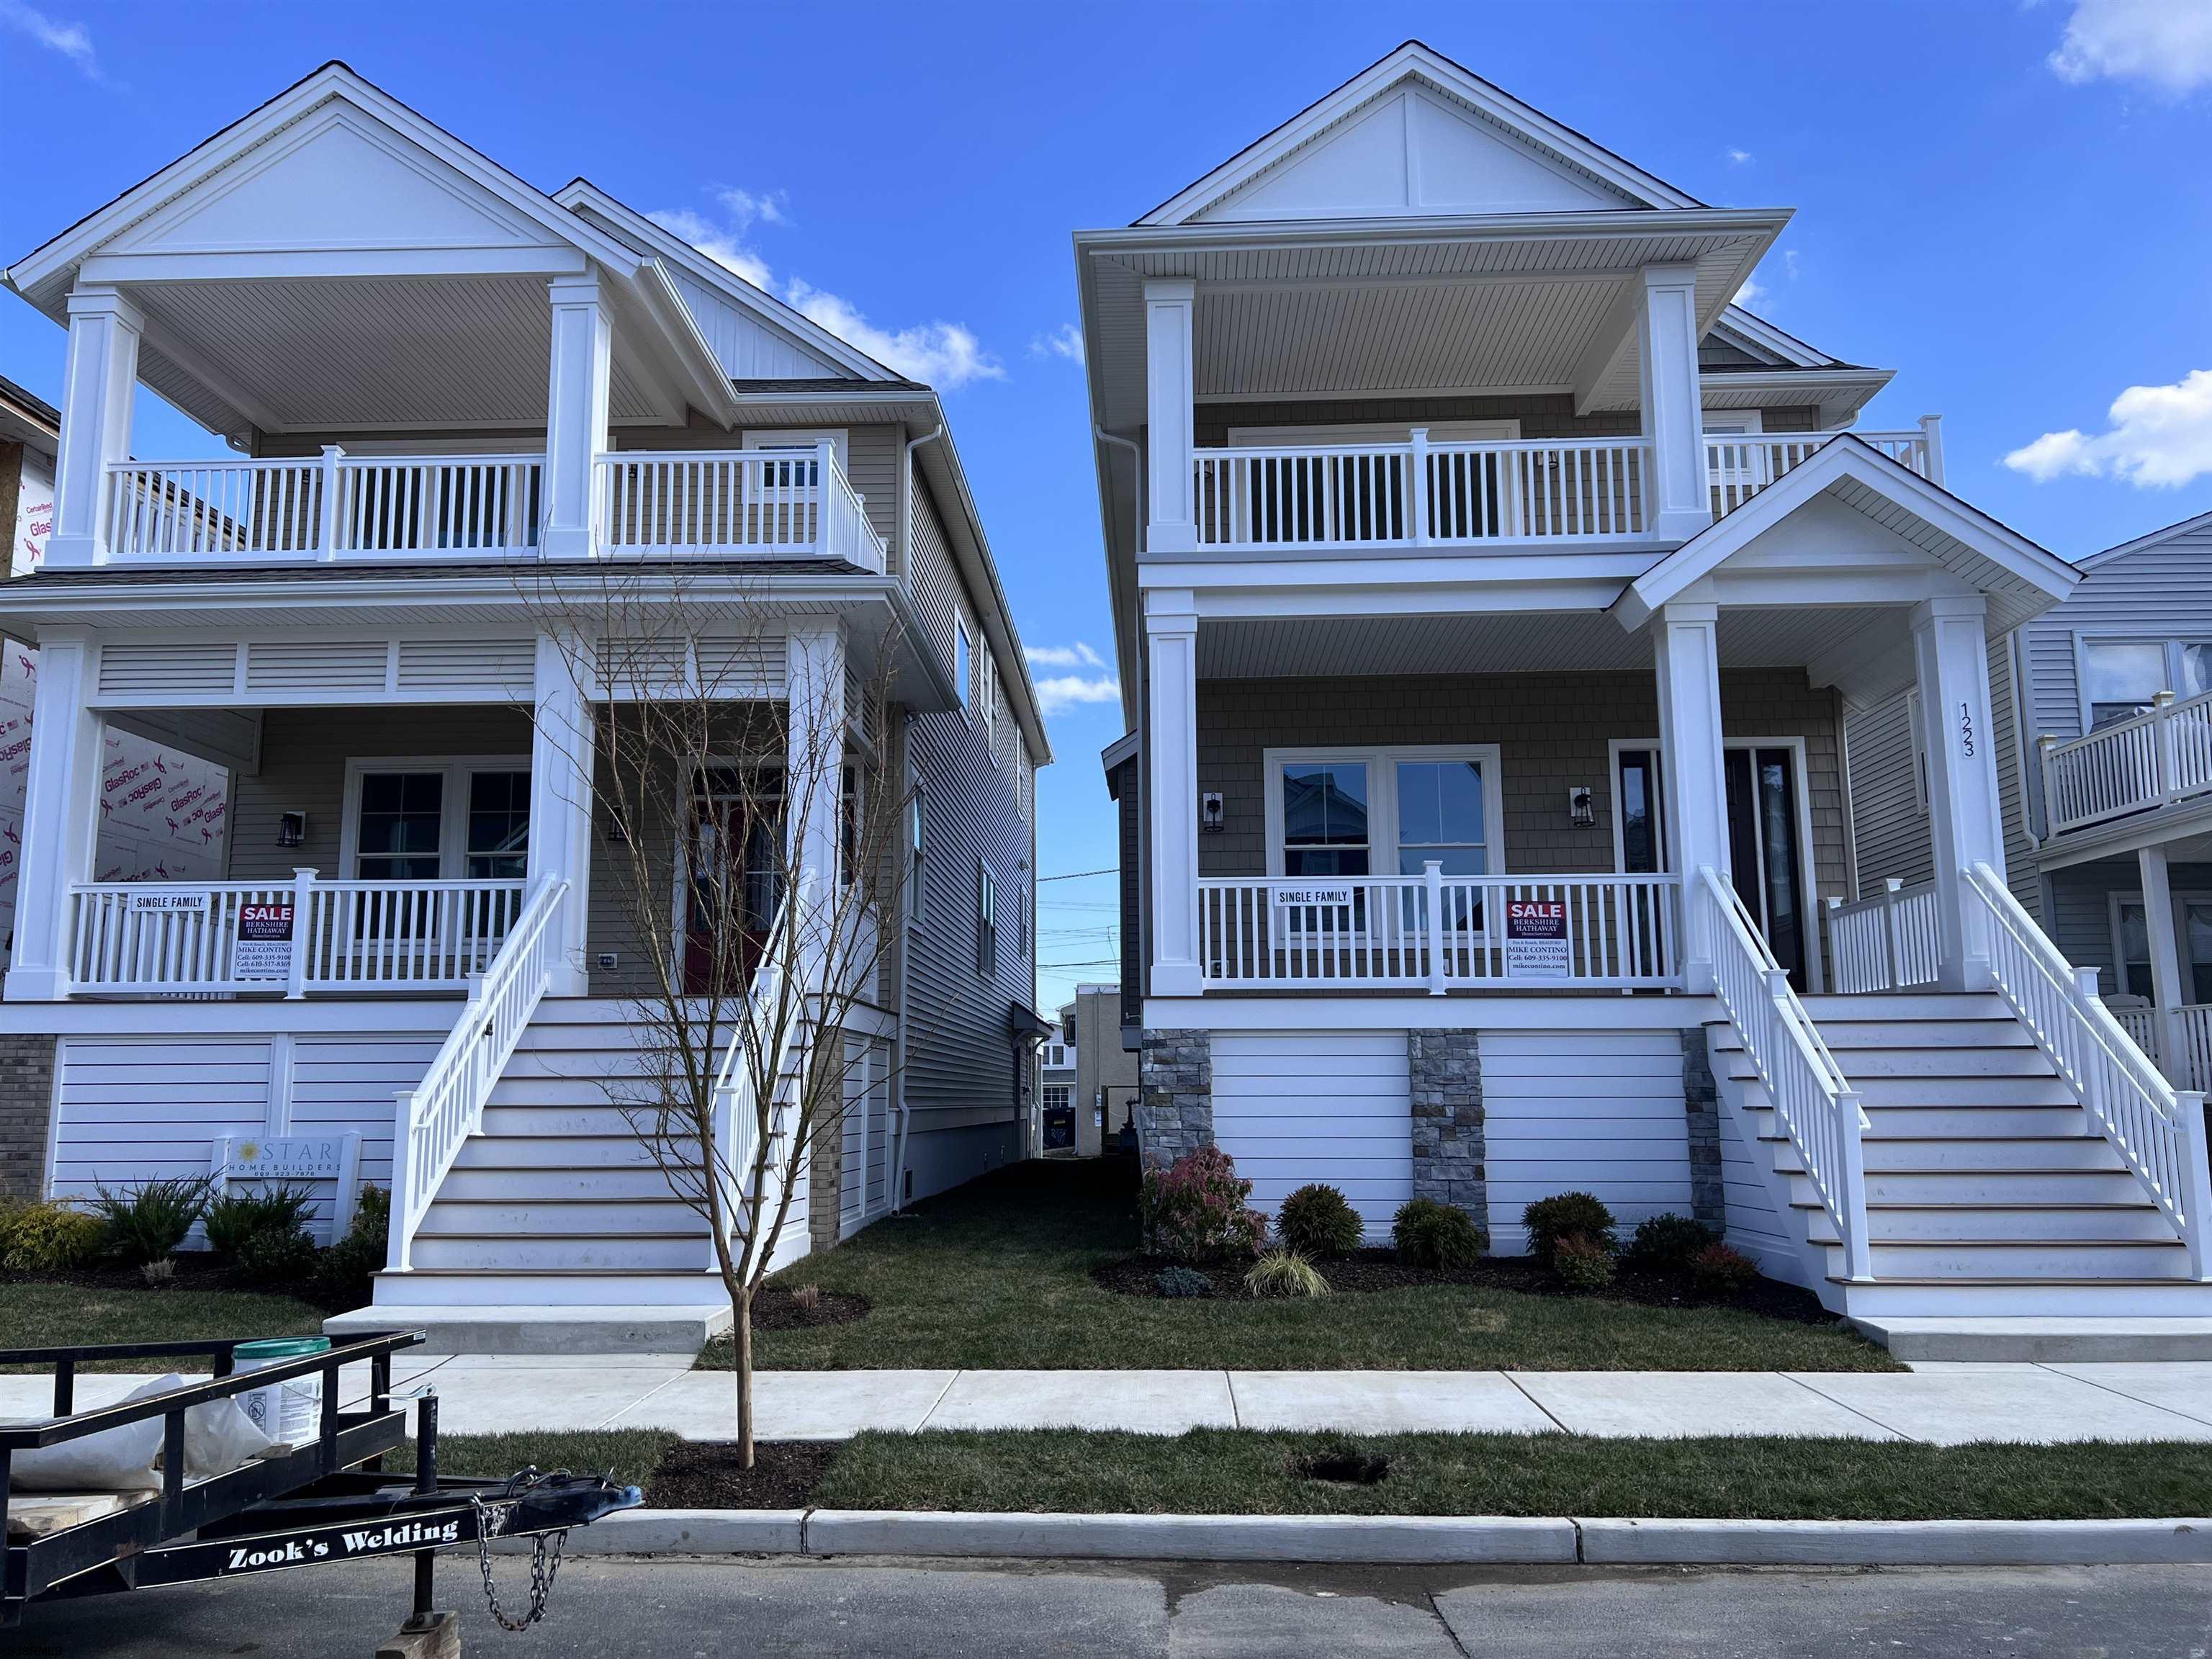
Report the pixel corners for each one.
[385,876,569,1272]
[704,884,811,1269]
[1964,861,2211,1277]
[1694,866,1874,1280]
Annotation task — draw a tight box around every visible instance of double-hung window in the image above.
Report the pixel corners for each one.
[976,860,998,978]
[955,617,972,714]
[981,649,998,754]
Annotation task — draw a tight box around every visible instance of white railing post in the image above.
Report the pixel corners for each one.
[286,868,315,999]
[315,446,346,559]
[2036,734,2057,840]
[1837,1089,1874,1280]
[385,1100,417,1272]
[1407,428,1431,548]
[1918,414,1946,487]
[1424,859,1446,995]
[2154,690,2179,804]
[2180,1091,2212,1280]
[1880,877,1905,991]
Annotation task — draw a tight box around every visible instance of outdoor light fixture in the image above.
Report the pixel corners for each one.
[1567,786,1596,829]
[1200,791,1225,833]
[276,810,308,848]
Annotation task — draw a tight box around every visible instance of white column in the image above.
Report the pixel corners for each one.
[1912,594,2006,990]
[1637,264,1712,541]
[47,286,145,569]
[4,631,103,1000]
[1653,601,1729,991]
[528,631,595,997]
[541,275,612,559]
[1143,279,1197,556]
[2139,843,2185,1071]
[1145,588,1201,997]
[785,619,847,907]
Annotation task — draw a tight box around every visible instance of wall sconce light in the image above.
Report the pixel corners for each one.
[276,810,308,848]
[1200,791,1225,833]
[1567,786,1596,830]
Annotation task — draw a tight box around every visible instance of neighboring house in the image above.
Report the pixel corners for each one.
[1078,41,2212,1341]
[0,63,1049,1347]
[1038,984,1139,1156]
[1849,508,2212,1094]
[1040,1007,1077,1151]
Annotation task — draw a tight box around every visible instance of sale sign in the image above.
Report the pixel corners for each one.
[235,901,295,980]
[1503,898,1569,981]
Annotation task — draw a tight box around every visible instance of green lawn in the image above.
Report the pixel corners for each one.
[0,1281,328,1372]
[430,1427,2212,1521]
[700,1161,1899,1372]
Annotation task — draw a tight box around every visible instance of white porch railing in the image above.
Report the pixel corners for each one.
[67,875,527,997]
[2039,687,2212,836]
[1823,878,1942,994]
[1196,871,1681,991]
[104,451,544,561]
[1964,861,2212,1279]
[386,877,568,1273]
[1697,866,1874,1280]
[1704,421,1942,516]
[595,446,887,572]
[705,891,809,1269]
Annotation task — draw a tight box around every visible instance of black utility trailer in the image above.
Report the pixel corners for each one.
[2,1331,640,1641]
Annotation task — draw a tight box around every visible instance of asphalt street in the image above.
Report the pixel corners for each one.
[10,1555,2212,1658]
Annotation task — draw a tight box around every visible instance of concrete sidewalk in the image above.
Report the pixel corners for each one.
[9,1360,2210,1446]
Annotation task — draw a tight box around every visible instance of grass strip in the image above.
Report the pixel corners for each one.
[0,1282,328,1372]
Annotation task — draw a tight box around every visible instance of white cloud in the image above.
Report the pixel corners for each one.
[1,0,99,76]
[1733,276,1769,311]
[1033,673,1122,716]
[2049,0,2212,93]
[1030,323,1084,362]
[713,185,787,229]
[1025,641,1105,670]
[647,207,772,289]
[785,279,1003,388]
[2004,367,2212,486]
[1725,148,1753,164]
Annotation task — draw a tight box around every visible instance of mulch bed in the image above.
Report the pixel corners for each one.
[1092,1249,1835,1326]
[1,1253,241,1295]
[645,1439,834,1509]
[750,1285,871,1332]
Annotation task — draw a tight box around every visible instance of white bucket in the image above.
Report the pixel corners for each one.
[230,1336,329,1445]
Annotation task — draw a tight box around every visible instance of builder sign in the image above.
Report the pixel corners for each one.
[1503,898,1568,981]
[234,901,295,980]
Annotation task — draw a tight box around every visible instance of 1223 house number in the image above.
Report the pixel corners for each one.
[1956,701,1975,758]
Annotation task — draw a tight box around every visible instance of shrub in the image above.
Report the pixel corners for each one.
[140,1257,177,1289]
[0,1200,105,1272]
[233,1225,319,1287]
[1690,1241,1760,1295]
[1391,1197,1488,1269]
[1552,1232,1616,1291]
[1522,1191,1617,1263]
[1274,1184,1364,1259]
[204,1185,317,1259]
[314,1185,390,1308]
[1626,1213,1717,1275]
[90,1177,213,1267]
[1139,1146,1266,1262]
[1244,1249,1330,1299]
[1153,1264,1214,1299]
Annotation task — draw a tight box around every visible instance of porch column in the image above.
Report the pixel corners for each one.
[1143,279,1197,556]
[541,275,611,559]
[1637,264,1712,541]
[2139,844,2186,1071]
[5,631,103,1000]
[1653,601,1728,992]
[1145,588,1201,997]
[528,631,595,997]
[785,619,846,909]
[1912,594,2005,990]
[47,286,144,569]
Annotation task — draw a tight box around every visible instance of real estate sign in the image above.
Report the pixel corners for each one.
[235,902,295,980]
[1503,898,1569,981]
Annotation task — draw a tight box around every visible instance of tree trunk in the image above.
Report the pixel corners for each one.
[734,1281,755,1469]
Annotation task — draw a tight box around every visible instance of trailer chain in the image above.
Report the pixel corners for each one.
[469,1471,570,1631]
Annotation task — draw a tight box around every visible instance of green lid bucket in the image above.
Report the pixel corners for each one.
[233,1336,331,1362]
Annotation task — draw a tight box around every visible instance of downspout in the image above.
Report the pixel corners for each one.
[889,421,944,1215]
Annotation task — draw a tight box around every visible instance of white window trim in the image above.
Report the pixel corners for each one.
[1261,744,1506,881]
[907,765,927,929]
[1700,410,1765,435]
[338,755,531,881]
[1226,419,1521,446]
[1906,689,1929,817]
[742,428,850,471]
[980,647,998,760]
[954,614,974,721]
[2071,631,2212,734]
[976,858,998,979]
[2108,889,2212,1004]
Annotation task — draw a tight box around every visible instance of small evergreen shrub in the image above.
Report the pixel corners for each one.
[205,1185,317,1259]
[1626,1213,1717,1275]
[1391,1197,1488,1269]
[1690,1241,1760,1295]
[1274,1184,1364,1259]
[1153,1264,1214,1299]
[315,1185,390,1308]
[91,1177,212,1267]
[0,1200,105,1272]
[1139,1146,1266,1262]
[234,1225,319,1287]
[1552,1232,1616,1291]
[1244,1249,1330,1299]
[1522,1191,1617,1263]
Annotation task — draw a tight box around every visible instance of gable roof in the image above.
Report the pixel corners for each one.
[1137,40,1702,227]
[2076,505,2212,571]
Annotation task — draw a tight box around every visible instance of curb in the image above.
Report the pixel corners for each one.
[531,1509,2212,1568]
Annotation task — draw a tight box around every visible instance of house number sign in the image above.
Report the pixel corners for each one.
[1956,701,1975,759]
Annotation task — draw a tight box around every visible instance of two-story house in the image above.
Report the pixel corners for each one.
[0,63,1049,1351]
[1080,42,2211,1352]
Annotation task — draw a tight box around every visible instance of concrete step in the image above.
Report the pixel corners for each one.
[408,1232,707,1272]
[1835,1277,2212,1316]
[364,1267,738,1308]
[1802,1200,2176,1244]
[326,1299,728,1355]
[1848,1315,2212,1362]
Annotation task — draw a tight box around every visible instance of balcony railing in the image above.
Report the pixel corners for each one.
[67,875,526,997]
[1196,870,1681,991]
[1704,422,1942,516]
[1823,878,1942,994]
[2040,688,2212,837]
[96,443,885,571]
[2115,1002,2212,1094]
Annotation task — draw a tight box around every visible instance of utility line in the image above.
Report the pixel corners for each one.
[1038,867,1117,882]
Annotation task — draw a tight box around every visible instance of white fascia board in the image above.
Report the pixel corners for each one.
[1134,41,1703,227]
[2075,506,2212,570]
[1698,367,1894,419]
[627,258,742,426]
[1174,575,1637,621]
[6,62,643,312]
[1100,729,1139,773]
[1077,207,1788,259]
[1142,994,1720,1031]
[1714,305,1838,368]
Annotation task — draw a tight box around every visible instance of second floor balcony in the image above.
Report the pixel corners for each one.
[2039,685,2212,839]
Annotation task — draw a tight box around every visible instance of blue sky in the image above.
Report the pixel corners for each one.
[5,0,2212,1011]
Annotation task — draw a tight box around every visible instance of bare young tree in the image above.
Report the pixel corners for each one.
[518,564,905,1465]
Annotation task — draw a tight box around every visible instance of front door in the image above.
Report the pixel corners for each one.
[683,767,783,997]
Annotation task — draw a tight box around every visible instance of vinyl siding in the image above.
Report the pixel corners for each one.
[2042,858,2212,996]
[1844,685,1930,895]
[1110,756,1142,1031]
